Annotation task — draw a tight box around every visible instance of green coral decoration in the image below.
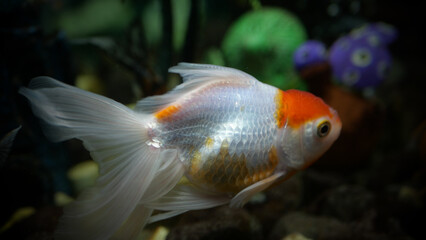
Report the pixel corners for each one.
[222,7,307,90]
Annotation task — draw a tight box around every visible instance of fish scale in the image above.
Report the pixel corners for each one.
[154,82,279,193]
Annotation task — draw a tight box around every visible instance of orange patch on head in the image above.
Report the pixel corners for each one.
[154,104,181,121]
[275,89,334,128]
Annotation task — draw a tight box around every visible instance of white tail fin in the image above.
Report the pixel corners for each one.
[19,77,184,240]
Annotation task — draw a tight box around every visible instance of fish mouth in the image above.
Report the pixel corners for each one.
[329,107,342,130]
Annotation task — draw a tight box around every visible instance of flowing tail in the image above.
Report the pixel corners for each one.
[19,77,186,240]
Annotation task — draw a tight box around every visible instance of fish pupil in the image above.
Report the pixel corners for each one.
[321,125,328,134]
[317,121,331,137]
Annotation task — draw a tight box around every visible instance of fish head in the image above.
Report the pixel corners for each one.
[276,90,342,170]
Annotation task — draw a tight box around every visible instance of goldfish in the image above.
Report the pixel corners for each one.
[19,63,341,240]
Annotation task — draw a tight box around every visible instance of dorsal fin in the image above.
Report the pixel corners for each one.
[135,63,258,113]
[169,62,257,83]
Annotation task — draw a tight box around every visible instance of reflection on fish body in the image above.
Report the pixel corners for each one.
[19,63,341,240]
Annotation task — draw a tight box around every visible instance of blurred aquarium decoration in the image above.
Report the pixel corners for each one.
[221,7,308,90]
[1,0,425,239]
[328,22,397,89]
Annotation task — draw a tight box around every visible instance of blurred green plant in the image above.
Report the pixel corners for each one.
[222,7,308,90]
[55,0,136,37]
[54,0,191,52]
[46,1,308,91]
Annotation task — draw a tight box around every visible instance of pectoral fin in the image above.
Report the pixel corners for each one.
[230,172,284,208]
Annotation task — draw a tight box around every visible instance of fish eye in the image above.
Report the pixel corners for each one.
[317,121,331,137]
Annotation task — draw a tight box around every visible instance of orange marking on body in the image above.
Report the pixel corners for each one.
[268,146,279,167]
[274,90,287,128]
[154,104,181,121]
[205,137,214,148]
[190,150,202,174]
[188,142,280,193]
[242,146,279,190]
[275,89,334,128]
